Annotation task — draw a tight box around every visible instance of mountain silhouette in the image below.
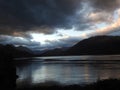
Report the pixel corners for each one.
[40,47,69,56]
[0,44,33,58]
[67,36,120,55]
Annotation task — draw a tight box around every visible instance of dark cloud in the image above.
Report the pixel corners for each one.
[83,0,120,24]
[0,0,83,35]
[89,0,120,12]
[1,0,118,36]
[0,0,119,34]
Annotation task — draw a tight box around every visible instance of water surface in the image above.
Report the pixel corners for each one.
[16,55,120,87]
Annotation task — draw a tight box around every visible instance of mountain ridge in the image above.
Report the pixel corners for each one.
[0,44,33,58]
[67,36,120,55]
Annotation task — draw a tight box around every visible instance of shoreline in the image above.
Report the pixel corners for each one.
[17,79,120,90]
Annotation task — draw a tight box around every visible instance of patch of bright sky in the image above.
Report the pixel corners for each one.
[31,27,92,45]
[95,23,107,29]
[114,13,119,21]
[31,33,62,44]
[56,28,91,38]
[114,9,120,21]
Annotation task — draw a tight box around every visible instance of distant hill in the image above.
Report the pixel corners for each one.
[67,36,120,55]
[40,47,69,56]
[16,46,32,53]
[0,44,34,58]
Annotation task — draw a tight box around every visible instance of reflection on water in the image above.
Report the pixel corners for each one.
[16,55,120,87]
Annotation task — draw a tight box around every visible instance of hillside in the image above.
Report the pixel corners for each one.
[0,44,33,58]
[67,36,120,55]
[40,47,69,56]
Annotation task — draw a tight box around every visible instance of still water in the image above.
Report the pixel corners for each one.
[16,55,120,87]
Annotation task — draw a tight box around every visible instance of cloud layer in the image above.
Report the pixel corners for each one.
[0,0,120,50]
[0,0,83,35]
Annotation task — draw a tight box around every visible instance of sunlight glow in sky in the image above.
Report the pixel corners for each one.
[31,27,91,44]
[31,33,61,44]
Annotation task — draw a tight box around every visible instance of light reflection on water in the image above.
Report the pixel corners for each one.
[16,55,120,87]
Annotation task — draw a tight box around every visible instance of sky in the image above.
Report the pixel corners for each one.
[0,0,120,51]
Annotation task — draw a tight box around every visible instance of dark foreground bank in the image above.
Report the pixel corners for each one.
[0,46,18,90]
[17,79,120,90]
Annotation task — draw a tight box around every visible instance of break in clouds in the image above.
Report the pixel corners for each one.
[0,0,120,50]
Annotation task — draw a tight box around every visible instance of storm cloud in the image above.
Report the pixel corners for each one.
[89,0,120,12]
[0,0,83,35]
[0,0,119,35]
[0,0,120,50]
